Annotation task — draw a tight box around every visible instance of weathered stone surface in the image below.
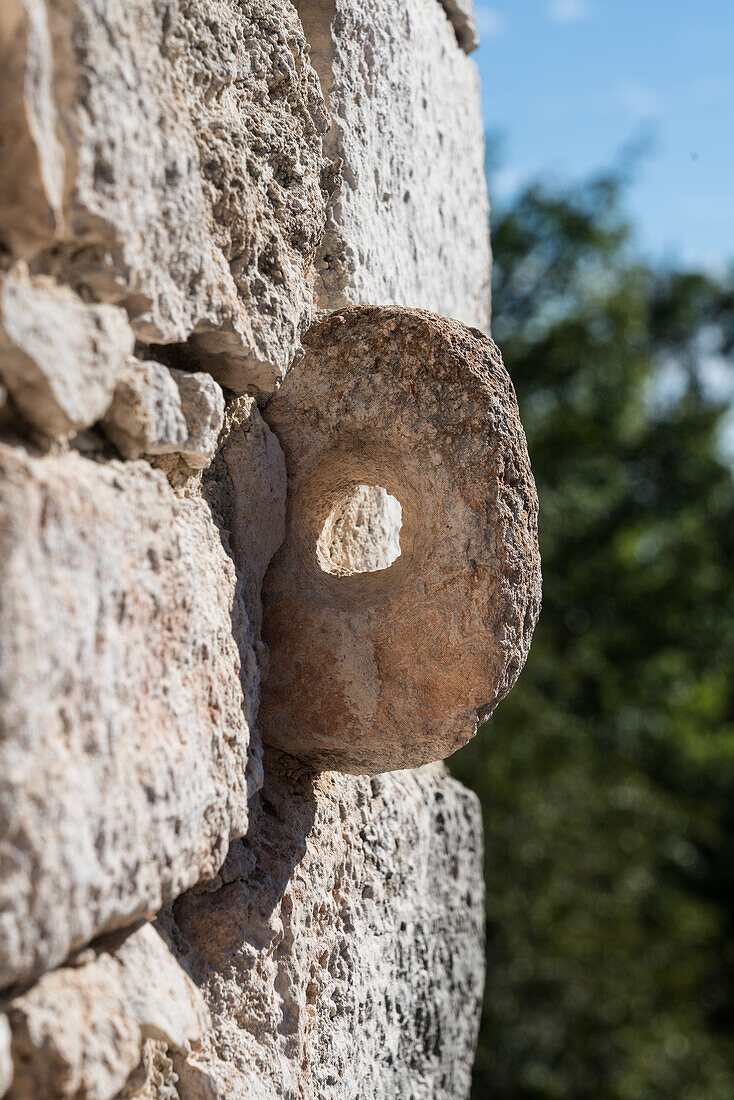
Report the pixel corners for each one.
[114,1040,179,1100]
[0,1015,11,1097]
[205,396,287,639]
[170,370,225,471]
[102,361,189,461]
[111,924,211,1053]
[439,0,480,53]
[323,483,402,574]
[0,442,255,989]
[295,0,490,328]
[5,956,141,1100]
[0,266,134,436]
[261,306,541,773]
[157,750,484,1100]
[0,0,332,395]
[0,0,65,256]
[102,363,225,470]
[3,923,209,1100]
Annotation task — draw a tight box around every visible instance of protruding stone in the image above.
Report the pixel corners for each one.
[262,306,541,773]
[4,924,209,1100]
[0,1015,11,1097]
[170,370,225,471]
[102,361,189,461]
[113,924,210,1053]
[439,0,480,52]
[206,396,288,637]
[0,442,254,989]
[0,0,332,396]
[0,267,134,436]
[295,0,490,329]
[102,363,225,470]
[5,957,141,1100]
[158,750,485,1100]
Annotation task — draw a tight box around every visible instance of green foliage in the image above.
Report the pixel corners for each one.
[449,166,734,1098]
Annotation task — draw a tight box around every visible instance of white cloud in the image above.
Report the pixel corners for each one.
[474,4,503,37]
[617,79,662,118]
[548,0,591,23]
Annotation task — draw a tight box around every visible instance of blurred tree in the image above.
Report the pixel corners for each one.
[450,165,734,1099]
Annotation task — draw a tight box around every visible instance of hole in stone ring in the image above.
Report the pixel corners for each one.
[317,485,402,576]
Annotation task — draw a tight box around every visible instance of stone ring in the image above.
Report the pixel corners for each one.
[260,305,541,774]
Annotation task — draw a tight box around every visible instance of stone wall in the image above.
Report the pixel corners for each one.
[0,0,498,1095]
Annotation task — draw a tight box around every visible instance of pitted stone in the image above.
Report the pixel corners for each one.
[102,360,190,461]
[168,370,225,471]
[3,923,209,1100]
[0,0,332,396]
[0,443,255,989]
[295,0,489,328]
[0,266,134,437]
[156,751,484,1100]
[261,306,541,773]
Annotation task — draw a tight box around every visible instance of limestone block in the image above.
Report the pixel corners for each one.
[102,361,190,461]
[296,0,490,328]
[158,750,485,1100]
[0,0,65,256]
[205,396,288,639]
[439,0,480,53]
[170,370,225,471]
[102,363,225,470]
[0,0,332,396]
[3,924,209,1100]
[111,924,211,1053]
[114,1040,179,1100]
[5,956,142,1100]
[261,306,541,773]
[0,1015,11,1097]
[0,443,254,989]
[0,266,134,436]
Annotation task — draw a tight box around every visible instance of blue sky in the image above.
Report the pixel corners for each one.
[472,0,734,269]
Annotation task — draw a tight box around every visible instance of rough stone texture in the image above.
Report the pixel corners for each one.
[197,395,287,817]
[261,306,541,773]
[0,1015,11,1097]
[0,265,134,436]
[111,924,211,1053]
[0,1,65,256]
[115,1041,179,1100]
[0,442,255,990]
[5,956,142,1100]
[102,362,225,470]
[170,370,225,471]
[439,0,479,53]
[205,396,288,640]
[156,749,484,1100]
[323,483,402,574]
[0,0,332,395]
[0,0,491,1090]
[102,361,190,461]
[3,923,209,1100]
[295,0,490,329]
